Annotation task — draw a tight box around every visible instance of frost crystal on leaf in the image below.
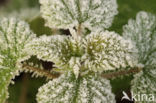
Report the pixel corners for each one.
[125,11,156,103]
[0,17,35,103]
[25,35,83,75]
[131,66,156,103]
[82,31,138,72]
[39,0,118,31]
[123,11,156,65]
[37,72,115,103]
[26,30,138,76]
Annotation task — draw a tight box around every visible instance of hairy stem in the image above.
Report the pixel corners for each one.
[101,67,142,79]
[23,64,142,79]
[22,64,60,79]
[77,24,82,36]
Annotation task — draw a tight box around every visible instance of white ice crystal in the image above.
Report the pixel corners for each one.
[37,72,115,103]
[26,30,138,76]
[82,30,139,72]
[126,11,156,103]
[39,0,118,31]
[1,0,156,103]
[0,17,35,103]
[25,35,83,75]
[131,66,156,103]
[123,11,156,65]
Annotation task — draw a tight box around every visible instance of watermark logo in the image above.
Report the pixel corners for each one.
[121,91,132,101]
[121,91,155,102]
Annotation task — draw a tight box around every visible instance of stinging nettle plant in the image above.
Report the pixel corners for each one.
[0,0,156,103]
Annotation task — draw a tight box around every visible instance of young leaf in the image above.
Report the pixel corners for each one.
[82,30,139,73]
[39,0,118,31]
[37,72,115,103]
[26,30,139,76]
[0,17,35,103]
[123,11,156,64]
[131,66,156,103]
[25,35,83,76]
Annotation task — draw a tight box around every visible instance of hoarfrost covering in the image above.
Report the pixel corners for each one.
[123,11,156,65]
[131,67,156,103]
[39,0,118,31]
[37,72,115,103]
[25,35,83,77]
[123,11,156,103]
[82,31,138,72]
[0,17,35,103]
[26,31,138,76]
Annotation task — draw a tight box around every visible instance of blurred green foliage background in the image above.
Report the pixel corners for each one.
[0,0,156,103]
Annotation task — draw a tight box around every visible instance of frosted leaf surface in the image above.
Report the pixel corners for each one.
[123,11,156,65]
[25,35,83,75]
[26,30,139,75]
[39,0,118,31]
[37,72,115,103]
[124,11,156,103]
[82,31,139,72]
[131,66,156,103]
[0,17,35,103]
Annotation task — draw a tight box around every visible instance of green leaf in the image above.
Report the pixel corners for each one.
[37,72,115,103]
[123,11,156,64]
[25,35,83,77]
[39,0,118,31]
[131,66,156,103]
[82,30,139,72]
[123,11,156,103]
[0,17,35,103]
[26,30,138,76]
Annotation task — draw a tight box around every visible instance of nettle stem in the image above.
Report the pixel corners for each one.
[23,64,142,79]
[77,24,82,36]
[22,64,59,79]
[101,67,142,79]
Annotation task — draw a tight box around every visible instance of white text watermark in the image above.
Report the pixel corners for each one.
[121,91,155,102]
